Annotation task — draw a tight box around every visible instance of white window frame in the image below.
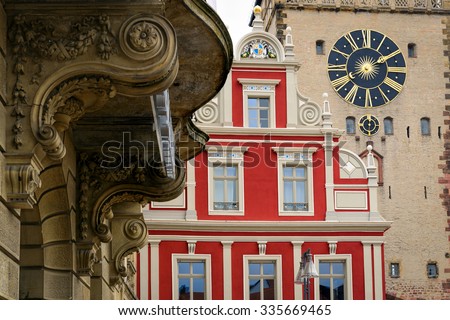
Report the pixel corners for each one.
[207,146,247,215]
[272,147,317,216]
[314,254,353,300]
[238,78,280,129]
[172,254,212,300]
[243,255,283,300]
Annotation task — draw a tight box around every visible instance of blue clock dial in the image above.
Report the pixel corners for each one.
[358,114,380,136]
[327,29,406,108]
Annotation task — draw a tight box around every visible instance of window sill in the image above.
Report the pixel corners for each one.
[278,210,314,216]
[208,210,244,216]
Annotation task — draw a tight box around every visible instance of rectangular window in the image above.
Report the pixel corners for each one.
[346,117,356,134]
[213,163,238,211]
[390,262,400,278]
[207,147,246,215]
[177,260,206,300]
[421,118,430,136]
[318,261,346,300]
[248,97,270,128]
[172,254,211,300]
[273,147,317,216]
[244,255,282,300]
[248,261,276,300]
[427,263,438,278]
[283,165,307,211]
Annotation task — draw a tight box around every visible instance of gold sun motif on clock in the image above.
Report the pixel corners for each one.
[354,56,379,81]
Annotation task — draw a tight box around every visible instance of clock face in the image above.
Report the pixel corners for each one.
[327,29,406,108]
[358,114,380,136]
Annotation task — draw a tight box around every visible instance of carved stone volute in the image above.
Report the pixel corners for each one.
[108,202,147,285]
[77,152,186,243]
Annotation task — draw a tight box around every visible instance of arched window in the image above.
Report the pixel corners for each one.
[316,40,325,55]
[421,117,430,136]
[384,117,394,135]
[408,43,417,58]
[346,116,356,134]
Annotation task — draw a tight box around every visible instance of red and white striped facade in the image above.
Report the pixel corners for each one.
[137,11,391,300]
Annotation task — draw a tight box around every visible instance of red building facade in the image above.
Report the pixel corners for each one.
[137,9,390,300]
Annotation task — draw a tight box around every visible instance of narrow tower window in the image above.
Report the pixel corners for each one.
[421,118,430,136]
[408,43,417,58]
[346,117,356,134]
[316,40,325,55]
[427,263,438,278]
[390,263,400,278]
[384,117,394,135]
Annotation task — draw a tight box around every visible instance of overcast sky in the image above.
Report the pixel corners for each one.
[209,0,255,47]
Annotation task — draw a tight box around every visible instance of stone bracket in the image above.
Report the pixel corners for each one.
[4,153,43,209]
[109,202,147,285]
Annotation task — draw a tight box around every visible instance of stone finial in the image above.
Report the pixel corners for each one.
[321,92,332,129]
[284,26,295,59]
[252,5,264,31]
[367,144,376,169]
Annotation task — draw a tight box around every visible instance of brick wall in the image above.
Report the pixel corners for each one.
[441,16,450,297]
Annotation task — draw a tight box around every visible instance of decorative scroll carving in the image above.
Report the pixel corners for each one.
[43,76,117,125]
[298,103,321,126]
[77,152,186,242]
[35,76,117,161]
[195,102,220,124]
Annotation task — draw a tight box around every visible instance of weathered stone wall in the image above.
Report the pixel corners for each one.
[441,15,450,297]
[0,1,20,300]
[270,7,450,299]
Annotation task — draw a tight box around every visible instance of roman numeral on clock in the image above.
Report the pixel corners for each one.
[344,84,358,104]
[384,77,403,92]
[331,75,350,91]
[387,66,406,73]
[327,64,347,71]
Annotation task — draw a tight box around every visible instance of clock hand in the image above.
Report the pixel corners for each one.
[377,49,401,64]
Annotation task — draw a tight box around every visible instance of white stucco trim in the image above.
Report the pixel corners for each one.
[149,240,161,300]
[221,241,234,300]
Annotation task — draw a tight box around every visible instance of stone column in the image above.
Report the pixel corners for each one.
[0,2,20,300]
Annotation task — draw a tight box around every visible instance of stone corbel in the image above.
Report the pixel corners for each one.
[109,202,147,286]
[76,242,100,277]
[77,152,186,244]
[4,154,43,208]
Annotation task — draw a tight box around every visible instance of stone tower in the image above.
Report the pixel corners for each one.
[257,0,450,299]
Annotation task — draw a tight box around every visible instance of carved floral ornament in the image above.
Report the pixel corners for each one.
[119,14,174,62]
[10,13,177,151]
